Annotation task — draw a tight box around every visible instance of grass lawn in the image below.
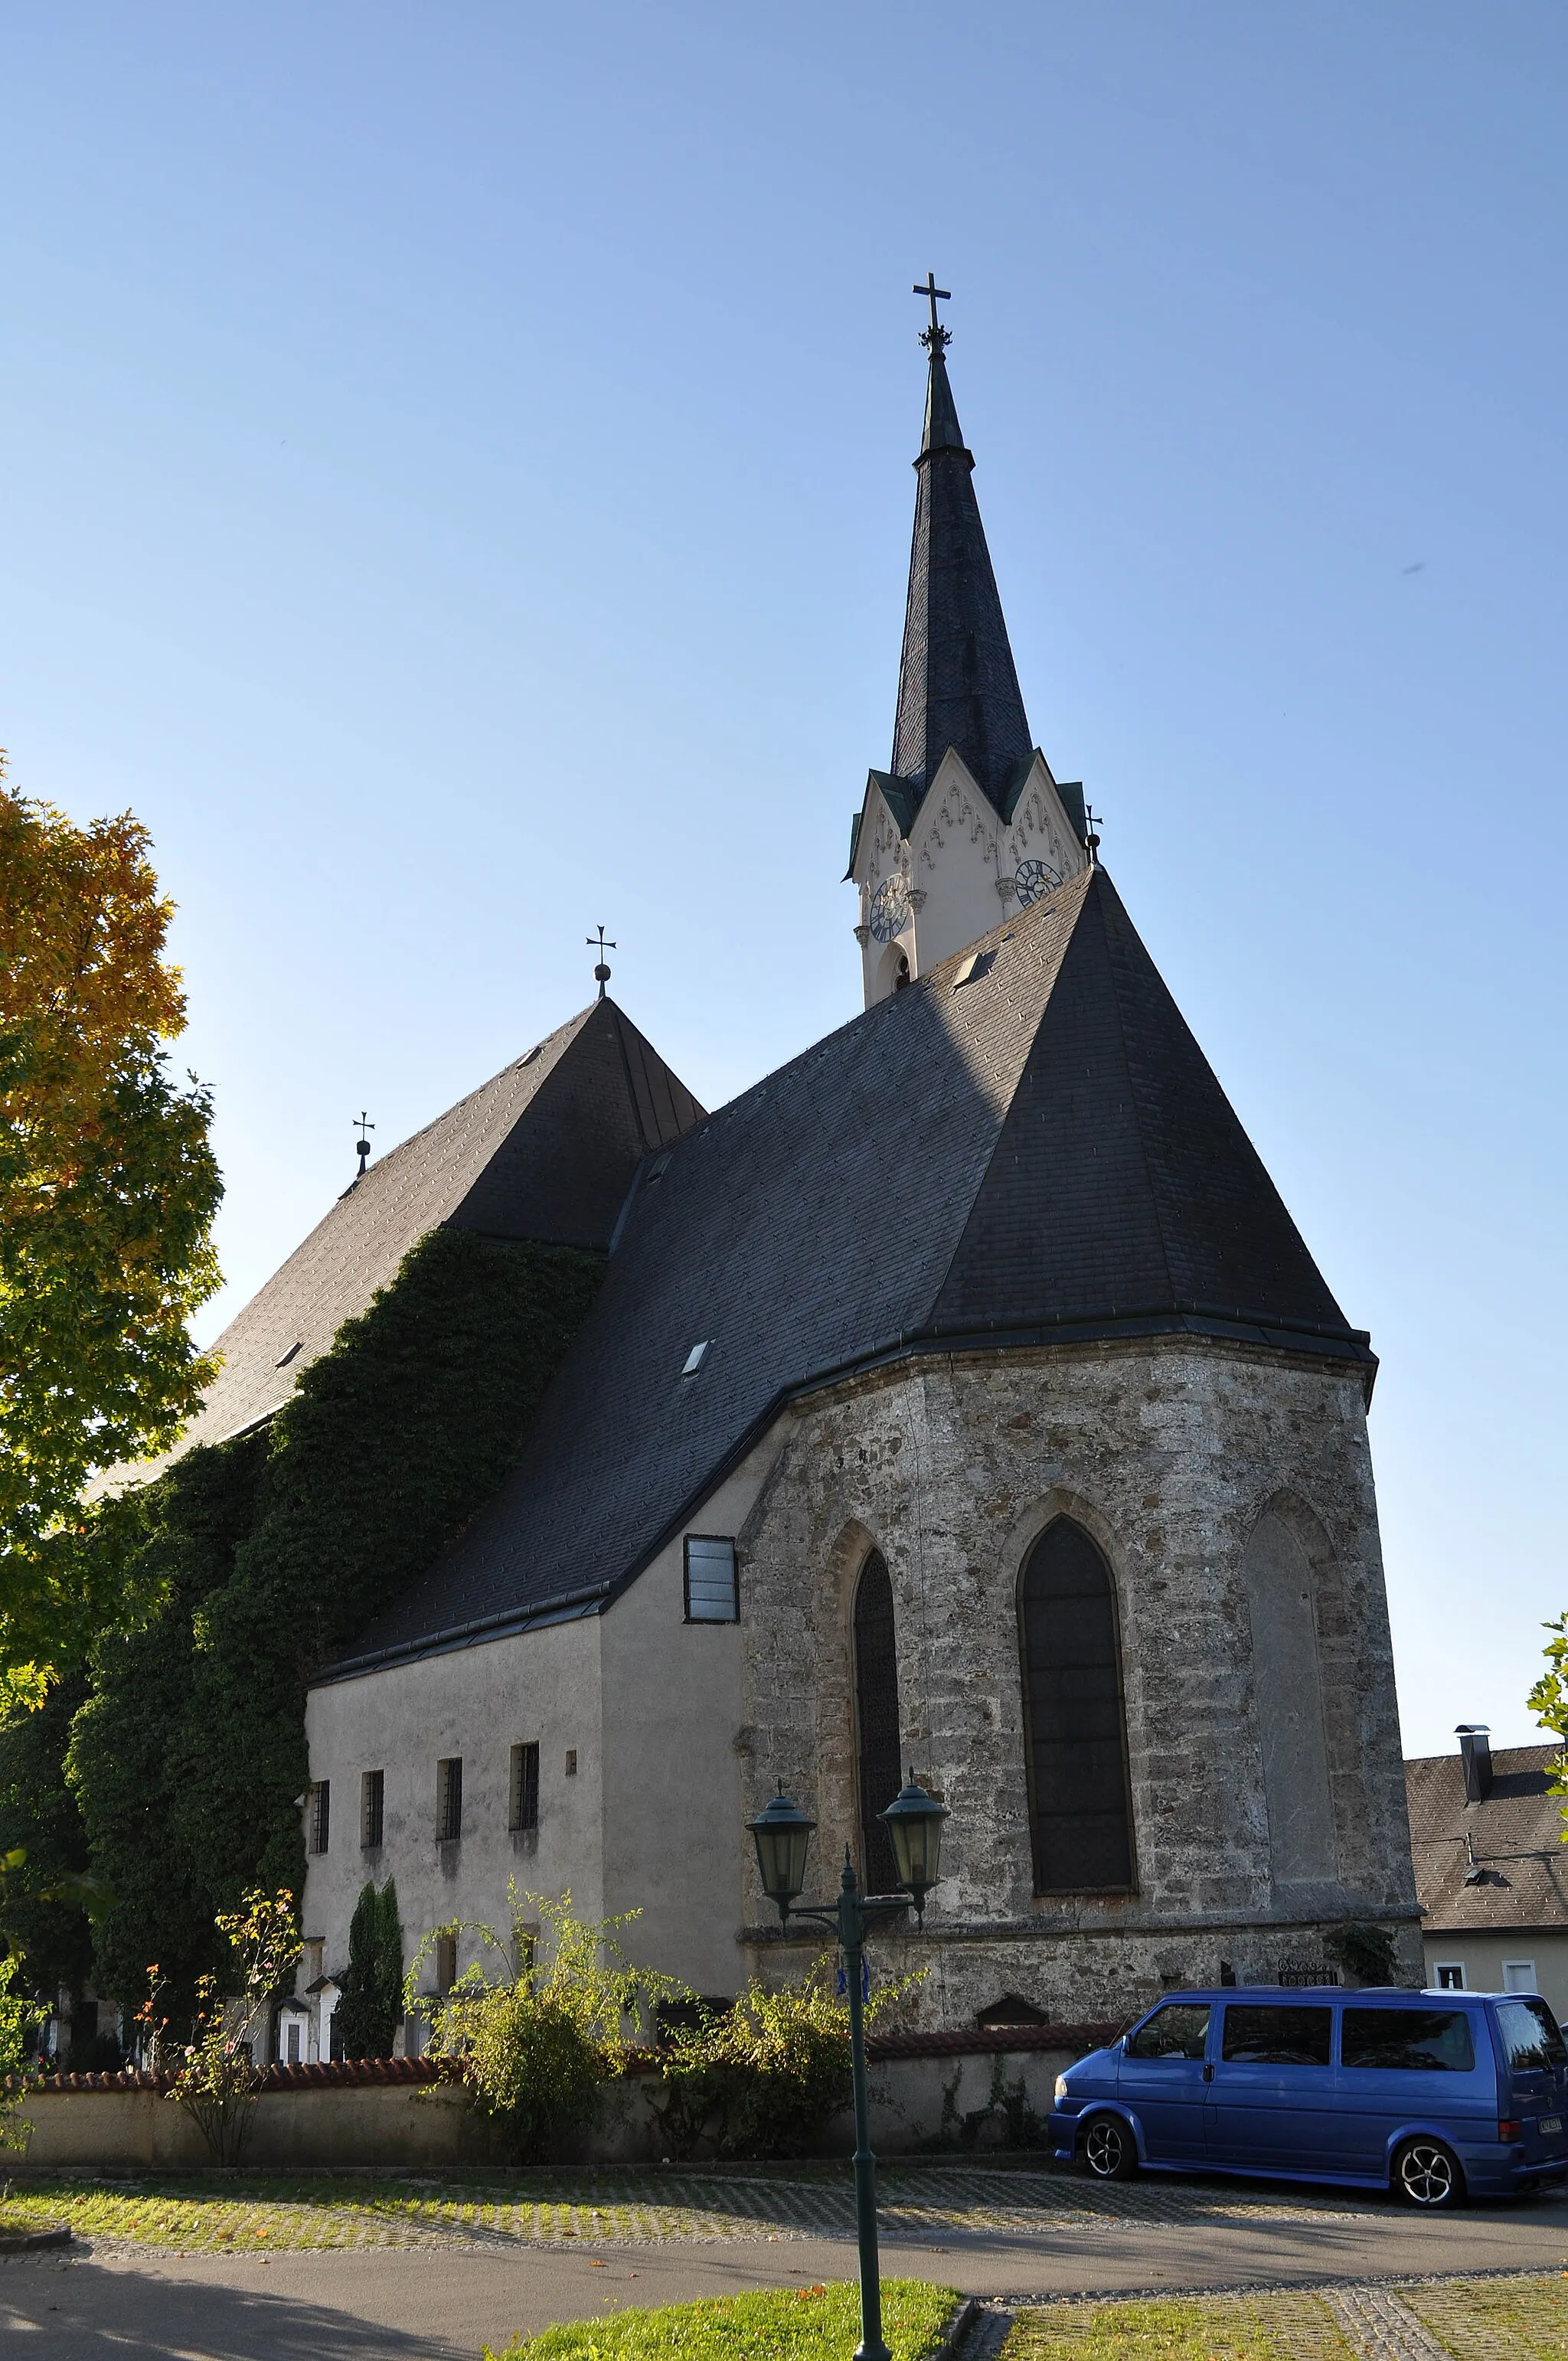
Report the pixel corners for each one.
[485,2280,959,2359]
[1402,2274,1568,2356]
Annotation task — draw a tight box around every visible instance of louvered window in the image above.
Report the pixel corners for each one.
[684,1536,739,1622]
[1018,1520,1135,1892]
[436,1756,463,1843]
[853,1553,903,1893]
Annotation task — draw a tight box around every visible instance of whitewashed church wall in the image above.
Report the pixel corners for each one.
[734,1339,1421,2026]
[302,1615,606,2005]
[599,1429,786,2005]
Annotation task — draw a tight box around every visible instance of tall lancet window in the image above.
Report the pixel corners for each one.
[853,1553,903,1893]
[1018,1520,1135,1893]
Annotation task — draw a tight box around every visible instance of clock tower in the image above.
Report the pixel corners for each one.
[848,286,1089,1004]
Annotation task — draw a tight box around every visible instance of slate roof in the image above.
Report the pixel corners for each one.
[325,865,1371,1679]
[1406,1745,1568,1936]
[889,341,1034,811]
[145,998,703,1471]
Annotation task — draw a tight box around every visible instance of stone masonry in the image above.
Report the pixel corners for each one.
[734,1336,1420,2024]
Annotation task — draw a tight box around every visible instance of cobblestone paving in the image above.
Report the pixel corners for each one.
[1004,2278,1568,2359]
[2,2166,1383,2257]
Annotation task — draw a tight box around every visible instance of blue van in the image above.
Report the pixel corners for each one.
[1049,1984,1568,2206]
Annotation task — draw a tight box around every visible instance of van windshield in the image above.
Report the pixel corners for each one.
[1341,2008,1475,2072]
[1125,2003,1210,2060]
[1495,1998,1568,2072]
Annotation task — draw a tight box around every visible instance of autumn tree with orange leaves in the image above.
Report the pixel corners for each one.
[0,755,221,1688]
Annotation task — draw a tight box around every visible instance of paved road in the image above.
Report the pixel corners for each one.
[4,2185,1566,2359]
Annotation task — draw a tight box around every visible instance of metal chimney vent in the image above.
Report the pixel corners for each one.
[1455,1723,1493,1803]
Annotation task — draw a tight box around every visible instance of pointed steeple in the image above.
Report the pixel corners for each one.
[891,302,1033,808]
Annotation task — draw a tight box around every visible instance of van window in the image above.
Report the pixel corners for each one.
[1341,2008,1475,2072]
[1495,1998,1568,2073]
[1220,2004,1332,2065]
[1126,2003,1210,2060]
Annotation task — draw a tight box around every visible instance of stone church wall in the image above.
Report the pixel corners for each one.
[733,1337,1419,2026]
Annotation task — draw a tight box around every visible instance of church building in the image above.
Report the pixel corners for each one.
[181,302,1421,2038]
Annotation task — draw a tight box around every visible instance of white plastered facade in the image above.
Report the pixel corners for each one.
[300,1431,786,2019]
[851,749,1087,1007]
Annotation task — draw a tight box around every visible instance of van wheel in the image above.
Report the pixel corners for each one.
[1082,2114,1138,2181]
[1393,2137,1463,2209]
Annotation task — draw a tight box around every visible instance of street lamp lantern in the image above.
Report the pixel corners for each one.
[746,1785,816,1916]
[878,1771,948,1914]
[745,1772,949,2361]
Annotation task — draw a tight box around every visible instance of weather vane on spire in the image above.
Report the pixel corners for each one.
[587,925,616,1001]
[913,272,951,351]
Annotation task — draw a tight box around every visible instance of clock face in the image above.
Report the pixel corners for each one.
[1014,857,1063,907]
[868,874,913,944]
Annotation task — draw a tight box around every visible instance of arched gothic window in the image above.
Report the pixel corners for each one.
[853,1552,903,1892]
[1018,1520,1134,1893]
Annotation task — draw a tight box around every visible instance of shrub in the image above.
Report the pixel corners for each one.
[650,1956,922,2160]
[141,1886,301,2164]
[410,1886,681,2163]
[335,1879,403,2059]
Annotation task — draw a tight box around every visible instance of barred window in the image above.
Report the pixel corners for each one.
[361,1768,384,1850]
[1018,1520,1134,1893]
[308,1781,331,1856]
[509,1742,540,1832]
[853,1553,903,1894]
[684,1536,739,1622]
[436,1756,463,1843]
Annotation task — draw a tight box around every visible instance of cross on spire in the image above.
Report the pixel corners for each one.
[351,1111,375,1177]
[913,273,951,351]
[587,925,616,1001]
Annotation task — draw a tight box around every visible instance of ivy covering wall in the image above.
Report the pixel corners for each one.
[58,1226,603,2023]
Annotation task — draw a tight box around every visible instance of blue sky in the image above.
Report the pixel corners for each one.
[2,4,1563,1757]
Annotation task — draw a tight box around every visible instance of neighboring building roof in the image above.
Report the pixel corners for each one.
[325,864,1371,1679]
[889,341,1034,812]
[141,998,704,1471]
[1406,1745,1568,1937]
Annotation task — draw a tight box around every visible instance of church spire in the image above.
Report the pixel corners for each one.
[891,283,1033,808]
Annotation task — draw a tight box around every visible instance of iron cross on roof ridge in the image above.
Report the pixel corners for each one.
[587,925,616,1001]
[913,272,951,350]
[351,1111,375,1177]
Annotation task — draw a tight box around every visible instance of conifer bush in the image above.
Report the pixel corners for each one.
[335,1879,403,2059]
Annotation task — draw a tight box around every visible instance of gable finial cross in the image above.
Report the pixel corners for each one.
[587,924,616,1001]
[351,1111,375,1177]
[913,272,952,351]
[1084,804,1104,867]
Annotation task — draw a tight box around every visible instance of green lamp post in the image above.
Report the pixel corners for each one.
[747,1772,949,2361]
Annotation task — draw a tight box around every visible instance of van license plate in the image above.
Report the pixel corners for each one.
[1541,2116,1563,2135]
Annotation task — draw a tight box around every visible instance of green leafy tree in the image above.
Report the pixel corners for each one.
[1529,1612,1568,1837]
[335,1879,403,2059]
[410,1887,681,2163]
[0,756,222,1689]
[0,1670,94,2010]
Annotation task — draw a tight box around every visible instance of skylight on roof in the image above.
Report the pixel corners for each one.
[681,1341,711,1376]
[953,949,997,989]
[275,1341,304,1369]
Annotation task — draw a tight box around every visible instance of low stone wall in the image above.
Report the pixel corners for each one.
[7,2024,1115,2170]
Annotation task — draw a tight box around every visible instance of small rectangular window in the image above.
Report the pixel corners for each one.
[1433,1961,1466,1991]
[1503,1961,1539,1994]
[435,1932,457,1993]
[564,1748,578,1777]
[509,1742,540,1831]
[308,1781,330,1856]
[436,1756,463,1842]
[361,1769,384,1850]
[684,1535,739,1623]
